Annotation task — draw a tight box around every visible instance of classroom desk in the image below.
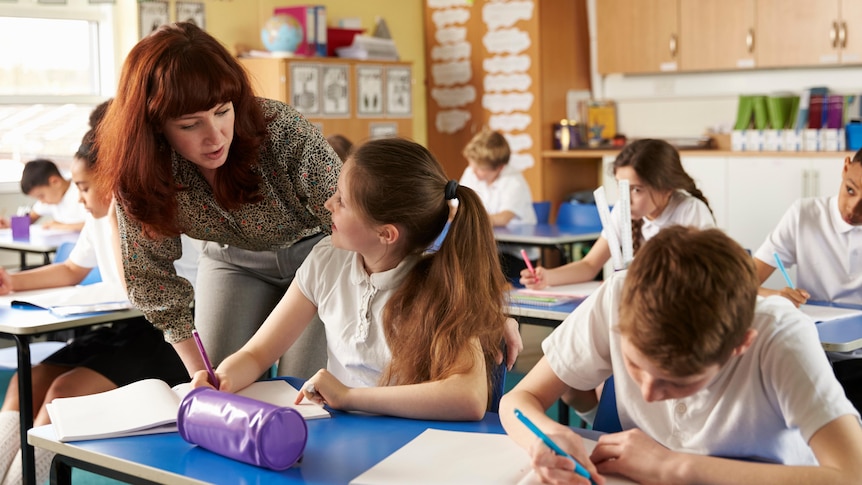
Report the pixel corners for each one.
[0,227,79,269]
[0,303,143,485]
[29,375,607,485]
[808,302,862,352]
[493,224,602,264]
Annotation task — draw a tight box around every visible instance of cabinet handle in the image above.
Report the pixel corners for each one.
[831,21,839,48]
[746,28,755,53]
[669,33,677,58]
[840,21,848,49]
[812,170,820,197]
[802,170,810,197]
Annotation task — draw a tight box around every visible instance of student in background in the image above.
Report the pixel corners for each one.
[456,129,537,282]
[501,227,862,485]
[193,137,522,420]
[95,22,341,381]
[520,138,716,423]
[753,148,862,411]
[326,134,354,162]
[0,159,87,231]
[520,138,715,290]
[0,102,193,485]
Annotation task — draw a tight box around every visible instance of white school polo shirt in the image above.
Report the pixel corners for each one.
[754,196,862,306]
[543,272,858,465]
[32,182,87,224]
[602,190,715,244]
[69,214,123,287]
[296,236,419,388]
[458,165,537,225]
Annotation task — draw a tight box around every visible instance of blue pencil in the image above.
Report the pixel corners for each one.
[514,409,593,482]
[773,252,795,289]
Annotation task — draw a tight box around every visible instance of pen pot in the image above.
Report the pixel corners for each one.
[177,387,307,470]
[10,215,29,240]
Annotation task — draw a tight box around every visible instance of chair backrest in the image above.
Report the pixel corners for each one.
[532,201,551,224]
[54,241,102,286]
[556,201,602,229]
[592,375,622,433]
[488,342,508,413]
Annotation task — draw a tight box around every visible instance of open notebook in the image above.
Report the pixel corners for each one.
[349,429,635,485]
[3,283,133,316]
[46,379,329,442]
[509,281,602,307]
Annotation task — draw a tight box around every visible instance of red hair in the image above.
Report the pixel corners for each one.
[95,22,267,238]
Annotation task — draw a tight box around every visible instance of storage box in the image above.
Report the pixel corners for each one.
[847,123,862,151]
[327,27,364,57]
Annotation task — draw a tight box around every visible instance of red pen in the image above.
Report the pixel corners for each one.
[520,249,536,277]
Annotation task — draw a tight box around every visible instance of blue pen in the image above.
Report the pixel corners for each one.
[514,409,593,482]
[773,252,795,289]
[192,329,220,388]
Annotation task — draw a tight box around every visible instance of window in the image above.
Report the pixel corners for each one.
[0,4,115,192]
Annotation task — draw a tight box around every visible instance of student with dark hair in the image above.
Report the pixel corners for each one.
[0,159,87,231]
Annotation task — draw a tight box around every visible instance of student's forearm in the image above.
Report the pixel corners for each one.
[499,389,562,451]
[343,376,488,421]
[544,260,601,286]
[666,453,859,485]
[10,265,89,290]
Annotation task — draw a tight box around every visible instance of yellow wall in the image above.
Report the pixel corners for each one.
[116,1,427,145]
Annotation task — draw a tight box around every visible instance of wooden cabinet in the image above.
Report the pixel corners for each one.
[596,0,679,74]
[423,0,592,211]
[679,0,756,71]
[239,57,413,145]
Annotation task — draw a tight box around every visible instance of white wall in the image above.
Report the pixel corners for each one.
[585,0,862,139]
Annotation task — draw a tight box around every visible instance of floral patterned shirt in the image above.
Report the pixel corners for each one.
[116,98,341,343]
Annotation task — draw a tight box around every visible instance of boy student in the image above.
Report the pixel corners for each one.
[456,129,537,281]
[501,226,862,484]
[754,148,862,411]
[0,158,87,231]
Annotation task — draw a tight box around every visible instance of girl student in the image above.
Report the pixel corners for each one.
[193,138,520,420]
[0,102,195,485]
[520,138,716,290]
[519,138,716,424]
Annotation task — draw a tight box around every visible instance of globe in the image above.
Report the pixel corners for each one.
[260,15,303,54]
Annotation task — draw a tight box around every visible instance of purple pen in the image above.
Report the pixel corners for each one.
[192,329,220,388]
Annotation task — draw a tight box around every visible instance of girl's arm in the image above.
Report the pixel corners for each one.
[3,260,92,291]
[753,257,809,306]
[521,237,611,289]
[591,415,862,485]
[304,339,490,421]
[211,282,318,393]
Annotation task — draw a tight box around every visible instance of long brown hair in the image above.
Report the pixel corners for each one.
[348,138,507,407]
[613,139,714,252]
[95,22,267,238]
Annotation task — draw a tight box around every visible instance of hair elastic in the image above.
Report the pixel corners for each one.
[445,180,459,200]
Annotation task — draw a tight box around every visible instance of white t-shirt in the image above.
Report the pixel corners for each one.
[754,196,862,306]
[458,165,537,225]
[603,190,715,244]
[543,271,858,465]
[32,182,87,224]
[296,236,419,388]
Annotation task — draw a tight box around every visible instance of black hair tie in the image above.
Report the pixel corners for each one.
[445,180,459,200]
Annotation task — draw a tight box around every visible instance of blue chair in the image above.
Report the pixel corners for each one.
[556,201,601,230]
[54,241,101,285]
[592,375,622,433]
[532,201,551,224]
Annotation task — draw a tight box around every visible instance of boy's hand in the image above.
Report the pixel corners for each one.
[520,266,548,290]
[591,429,676,484]
[528,426,604,484]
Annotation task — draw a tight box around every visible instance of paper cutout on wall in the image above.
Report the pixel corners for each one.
[483,92,534,113]
[428,0,471,9]
[436,109,472,134]
[504,132,533,152]
[432,61,472,86]
[484,55,531,74]
[435,26,467,44]
[431,8,471,29]
[431,86,477,108]
[509,152,535,171]
[490,113,531,132]
[431,42,472,62]
[482,0,534,30]
[483,28,531,55]
[484,73,531,92]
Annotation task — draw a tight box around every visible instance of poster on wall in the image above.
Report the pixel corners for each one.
[385,66,412,117]
[290,63,321,116]
[369,122,397,139]
[321,65,349,117]
[176,2,205,30]
[356,66,384,117]
[139,1,169,40]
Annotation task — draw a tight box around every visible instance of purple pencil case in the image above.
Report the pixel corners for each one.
[177,387,307,470]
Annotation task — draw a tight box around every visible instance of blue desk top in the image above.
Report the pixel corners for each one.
[31,410,508,484]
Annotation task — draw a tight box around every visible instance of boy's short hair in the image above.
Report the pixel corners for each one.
[21,158,62,194]
[619,226,758,377]
[462,129,510,169]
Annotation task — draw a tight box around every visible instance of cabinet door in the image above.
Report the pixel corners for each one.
[810,156,846,197]
[596,0,679,74]
[840,0,862,63]
[681,156,728,230]
[757,0,841,67]
[679,0,755,71]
